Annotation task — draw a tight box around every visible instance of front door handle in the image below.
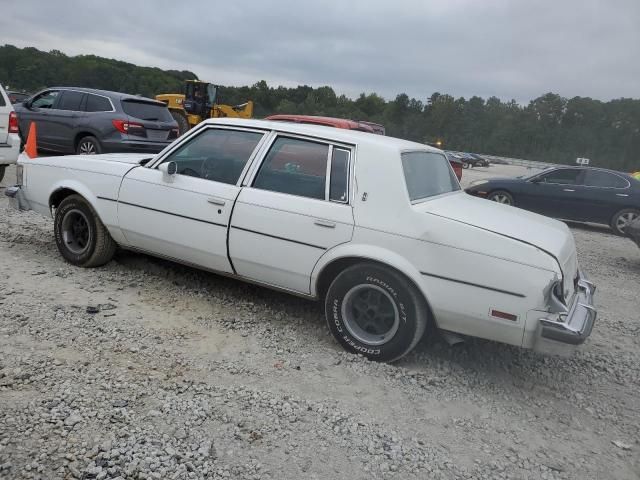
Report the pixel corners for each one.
[207,197,226,206]
[314,219,336,228]
[616,193,629,197]
[563,189,575,192]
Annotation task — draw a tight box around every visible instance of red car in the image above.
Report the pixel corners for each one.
[265,114,461,181]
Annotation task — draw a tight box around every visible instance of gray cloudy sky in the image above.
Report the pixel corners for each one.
[2,0,639,103]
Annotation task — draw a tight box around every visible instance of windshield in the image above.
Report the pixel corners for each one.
[401,151,460,202]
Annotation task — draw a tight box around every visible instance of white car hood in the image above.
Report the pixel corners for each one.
[418,192,578,295]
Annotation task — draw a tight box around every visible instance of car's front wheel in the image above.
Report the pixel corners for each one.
[76,135,102,155]
[462,162,470,169]
[611,208,640,236]
[325,263,428,362]
[54,194,116,267]
[488,190,514,206]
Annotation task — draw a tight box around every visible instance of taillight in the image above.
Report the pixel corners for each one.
[8,111,19,134]
[112,119,147,137]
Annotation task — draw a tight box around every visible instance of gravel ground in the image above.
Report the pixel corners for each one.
[1,164,639,480]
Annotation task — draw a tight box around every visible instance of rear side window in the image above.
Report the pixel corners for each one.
[401,151,460,202]
[122,100,173,122]
[253,137,329,200]
[330,148,350,202]
[582,170,629,188]
[85,94,113,112]
[57,91,85,111]
[161,128,263,185]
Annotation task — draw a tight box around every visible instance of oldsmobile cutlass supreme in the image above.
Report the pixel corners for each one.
[6,119,596,361]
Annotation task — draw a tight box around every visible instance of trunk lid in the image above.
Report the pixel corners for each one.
[121,99,177,142]
[417,192,579,299]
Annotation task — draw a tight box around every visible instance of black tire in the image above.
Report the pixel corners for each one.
[0,165,5,183]
[54,194,116,267]
[462,162,470,169]
[170,110,190,136]
[487,190,514,206]
[325,263,428,362]
[76,135,102,155]
[610,208,640,236]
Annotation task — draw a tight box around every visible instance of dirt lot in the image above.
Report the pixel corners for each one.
[1,164,639,480]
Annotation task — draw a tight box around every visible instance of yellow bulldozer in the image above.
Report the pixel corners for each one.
[156,80,253,135]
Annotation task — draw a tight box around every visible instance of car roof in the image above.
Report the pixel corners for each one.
[206,118,441,152]
[265,114,374,132]
[48,87,162,104]
[548,165,637,180]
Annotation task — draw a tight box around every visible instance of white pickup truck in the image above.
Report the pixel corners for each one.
[5,118,596,361]
[0,84,21,182]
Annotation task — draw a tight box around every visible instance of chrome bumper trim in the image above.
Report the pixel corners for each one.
[536,269,596,350]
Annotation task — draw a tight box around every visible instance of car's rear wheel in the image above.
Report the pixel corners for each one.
[76,136,102,155]
[54,194,116,267]
[170,110,190,136]
[611,208,640,236]
[325,263,428,362]
[462,162,470,169]
[488,190,514,206]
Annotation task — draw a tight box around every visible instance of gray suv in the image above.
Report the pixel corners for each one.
[15,87,178,155]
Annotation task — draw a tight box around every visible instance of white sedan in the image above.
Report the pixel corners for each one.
[6,119,596,361]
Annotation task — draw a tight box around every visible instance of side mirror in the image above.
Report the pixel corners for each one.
[23,100,32,109]
[158,161,177,182]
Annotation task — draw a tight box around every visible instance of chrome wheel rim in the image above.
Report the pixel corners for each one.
[491,193,512,205]
[79,141,96,155]
[616,212,639,233]
[342,284,399,346]
[61,209,91,254]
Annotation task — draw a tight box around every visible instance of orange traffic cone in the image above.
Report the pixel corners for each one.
[23,122,38,159]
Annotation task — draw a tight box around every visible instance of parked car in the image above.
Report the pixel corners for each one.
[467,153,490,167]
[628,216,640,248]
[444,152,463,181]
[465,166,640,235]
[7,90,31,104]
[268,114,462,181]
[14,87,178,155]
[6,118,595,362]
[0,84,21,182]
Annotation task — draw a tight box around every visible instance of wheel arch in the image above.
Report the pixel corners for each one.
[48,182,101,216]
[74,131,100,150]
[312,245,437,325]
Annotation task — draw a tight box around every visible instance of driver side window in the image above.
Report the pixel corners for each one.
[161,128,264,185]
[538,168,582,185]
[31,90,60,109]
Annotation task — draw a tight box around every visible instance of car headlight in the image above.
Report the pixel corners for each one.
[16,164,23,185]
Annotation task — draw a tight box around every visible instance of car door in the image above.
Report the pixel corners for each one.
[46,90,87,152]
[229,134,355,294]
[573,170,633,223]
[17,89,61,149]
[516,168,584,219]
[117,126,268,272]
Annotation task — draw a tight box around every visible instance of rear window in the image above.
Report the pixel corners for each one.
[401,151,460,202]
[122,100,173,122]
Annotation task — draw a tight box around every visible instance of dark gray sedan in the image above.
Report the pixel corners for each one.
[466,166,640,235]
[15,87,178,155]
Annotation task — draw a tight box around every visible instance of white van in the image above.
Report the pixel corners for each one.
[0,84,21,182]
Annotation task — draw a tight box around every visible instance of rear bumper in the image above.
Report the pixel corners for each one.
[534,269,596,354]
[0,133,21,165]
[5,185,31,211]
[102,139,172,154]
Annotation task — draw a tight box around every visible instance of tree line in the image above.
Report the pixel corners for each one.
[1,45,638,171]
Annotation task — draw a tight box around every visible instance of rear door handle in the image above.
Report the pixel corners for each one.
[616,193,629,197]
[314,219,336,228]
[207,197,226,206]
[563,189,575,192]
